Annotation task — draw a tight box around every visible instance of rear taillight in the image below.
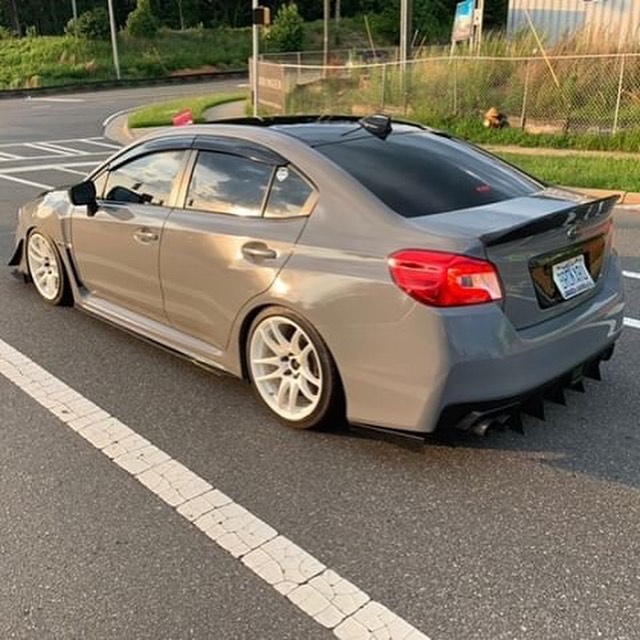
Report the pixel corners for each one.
[388,249,503,307]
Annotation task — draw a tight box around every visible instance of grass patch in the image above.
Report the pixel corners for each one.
[423,117,640,154]
[128,93,246,127]
[0,29,251,90]
[495,153,640,192]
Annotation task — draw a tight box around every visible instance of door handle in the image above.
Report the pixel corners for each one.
[133,227,158,243]
[242,242,277,261]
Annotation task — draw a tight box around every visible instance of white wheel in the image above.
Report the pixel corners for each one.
[26,232,68,305]
[249,315,323,422]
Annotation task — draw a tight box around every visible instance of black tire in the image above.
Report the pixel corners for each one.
[246,306,345,430]
[25,230,72,306]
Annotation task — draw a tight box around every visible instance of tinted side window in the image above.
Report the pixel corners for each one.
[264,167,315,218]
[104,151,184,206]
[315,132,542,217]
[186,151,272,217]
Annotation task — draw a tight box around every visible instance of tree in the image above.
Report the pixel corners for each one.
[127,0,159,37]
[66,8,111,40]
[266,3,305,53]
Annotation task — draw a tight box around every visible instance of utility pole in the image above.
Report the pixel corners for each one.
[323,0,330,67]
[106,0,121,79]
[252,0,259,116]
[474,0,484,54]
[399,0,412,67]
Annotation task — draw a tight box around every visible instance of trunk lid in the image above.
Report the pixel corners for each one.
[412,189,618,329]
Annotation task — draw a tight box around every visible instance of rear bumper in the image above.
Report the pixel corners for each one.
[342,257,624,433]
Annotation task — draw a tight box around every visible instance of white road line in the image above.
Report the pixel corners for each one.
[55,167,90,177]
[0,137,101,148]
[624,317,640,329]
[26,96,84,102]
[0,174,53,190]
[36,141,89,156]
[82,138,121,150]
[623,271,640,281]
[24,143,70,156]
[0,337,430,640]
[0,161,100,175]
[27,97,85,103]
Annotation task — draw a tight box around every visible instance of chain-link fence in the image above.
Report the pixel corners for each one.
[258,53,640,134]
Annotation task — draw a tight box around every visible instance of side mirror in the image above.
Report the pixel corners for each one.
[69,181,97,216]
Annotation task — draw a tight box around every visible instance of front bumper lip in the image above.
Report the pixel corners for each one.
[437,342,615,435]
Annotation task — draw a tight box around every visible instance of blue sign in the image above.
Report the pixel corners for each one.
[452,0,476,42]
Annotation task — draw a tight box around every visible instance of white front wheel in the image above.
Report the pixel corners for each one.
[26,231,69,305]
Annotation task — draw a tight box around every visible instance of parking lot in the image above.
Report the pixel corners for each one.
[1,87,639,640]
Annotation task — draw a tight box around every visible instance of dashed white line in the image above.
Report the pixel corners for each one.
[27,97,86,103]
[0,174,53,190]
[623,271,640,281]
[0,337,430,640]
[624,317,640,330]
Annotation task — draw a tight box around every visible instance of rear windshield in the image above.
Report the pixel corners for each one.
[315,131,542,217]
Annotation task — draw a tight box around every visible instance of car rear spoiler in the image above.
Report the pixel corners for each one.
[482,194,619,247]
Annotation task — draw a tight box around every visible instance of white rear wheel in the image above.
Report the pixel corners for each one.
[247,308,343,430]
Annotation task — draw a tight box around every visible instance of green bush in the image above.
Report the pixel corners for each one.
[65,8,111,40]
[266,3,304,53]
[0,26,14,40]
[127,0,159,39]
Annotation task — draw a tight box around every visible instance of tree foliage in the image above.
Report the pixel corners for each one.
[266,3,305,53]
[1,0,508,39]
[127,0,158,38]
[66,8,111,40]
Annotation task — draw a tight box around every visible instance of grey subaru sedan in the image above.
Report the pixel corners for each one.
[9,116,625,436]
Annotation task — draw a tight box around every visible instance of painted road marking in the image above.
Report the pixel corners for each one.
[80,138,121,150]
[27,97,86,103]
[0,337,430,640]
[55,166,90,177]
[24,143,70,156]
[623,271,640,281]
[36,141,90,156]
[0,174,53,190]
[625,318,640,330]
[0,151,23,161]
[0,161,101,175]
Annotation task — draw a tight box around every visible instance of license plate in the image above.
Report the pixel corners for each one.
[552,254,595,300]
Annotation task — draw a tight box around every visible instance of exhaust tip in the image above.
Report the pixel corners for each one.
[470,419,492,437]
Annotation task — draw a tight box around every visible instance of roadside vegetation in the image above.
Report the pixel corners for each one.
[128,93,245,128]
[494,153,640,193]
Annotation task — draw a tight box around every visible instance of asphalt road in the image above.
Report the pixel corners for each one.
[1,82,639,640]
